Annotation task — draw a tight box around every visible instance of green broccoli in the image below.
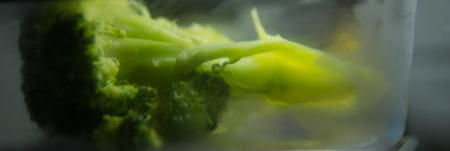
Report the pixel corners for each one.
[19,0,229,149]
[18,0,381,150]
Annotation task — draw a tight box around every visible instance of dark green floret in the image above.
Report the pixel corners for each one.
[19,0,230,149]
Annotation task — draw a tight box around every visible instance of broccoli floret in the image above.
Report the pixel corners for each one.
[19,0,382,150]
[155,72,229,141]
[93,111,161,150]
[19,0,230,149]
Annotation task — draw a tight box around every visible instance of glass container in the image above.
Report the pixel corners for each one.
[4,0,418,150]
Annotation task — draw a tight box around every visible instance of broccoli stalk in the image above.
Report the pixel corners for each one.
[19,0,382,150]
[177,9,360,105]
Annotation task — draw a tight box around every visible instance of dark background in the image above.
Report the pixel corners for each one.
[0,0,449,150]
[407,0,450,150]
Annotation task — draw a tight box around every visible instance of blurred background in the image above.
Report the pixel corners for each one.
[407,0,450,150]
[0,0,449,150]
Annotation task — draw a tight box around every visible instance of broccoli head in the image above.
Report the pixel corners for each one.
[19,0,230,149]
[19,0,382,150]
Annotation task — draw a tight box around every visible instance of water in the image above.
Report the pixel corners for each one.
[0,0,417,150]
[157,0,417,150]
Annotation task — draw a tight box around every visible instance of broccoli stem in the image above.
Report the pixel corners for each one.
[174,40,319,77]
[96,36,183,88]
[109,16,195,47]
[171,38,354,105]
[83,0,197,48]
[102,37,183,62]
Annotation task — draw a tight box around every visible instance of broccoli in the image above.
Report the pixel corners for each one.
[18,0,380,149]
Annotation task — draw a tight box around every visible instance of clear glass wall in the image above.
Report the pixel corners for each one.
[10,0,417,150]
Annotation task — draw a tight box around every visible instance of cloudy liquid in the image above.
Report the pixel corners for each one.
[157,0,417,150]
